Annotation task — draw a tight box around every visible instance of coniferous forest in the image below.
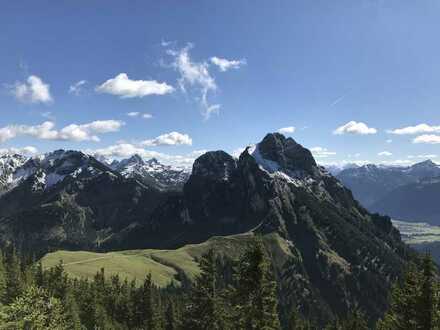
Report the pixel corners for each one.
[0,238,438,329]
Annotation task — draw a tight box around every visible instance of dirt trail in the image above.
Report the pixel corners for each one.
[63,255,113,266]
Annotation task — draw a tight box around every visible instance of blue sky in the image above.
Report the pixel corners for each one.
[1,1,440,167]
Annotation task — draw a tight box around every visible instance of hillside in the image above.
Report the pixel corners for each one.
[41,232,282,287]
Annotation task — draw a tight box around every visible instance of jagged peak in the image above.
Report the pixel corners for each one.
[249,132,317,176]
[126,154,145,165]
[146,158,159,165]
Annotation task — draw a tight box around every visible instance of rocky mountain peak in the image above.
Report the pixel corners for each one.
[129,154,145,165]
[249,133,317,177]
[192,151,237,180]
[117,154,145,168]
[146,158,159,165]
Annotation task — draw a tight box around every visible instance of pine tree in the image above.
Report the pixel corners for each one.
[0,286,69,329]
[0,253,7,303]
[417,253,436,329]
[182,249,228,330]
[64,290,82,330]
[376,257,440,330]
[165,301,178,330]
[288,307,314,330]
[142,273,159,329]
[339,310,368,330]
[232,237,281,330]
[2,249,23,304]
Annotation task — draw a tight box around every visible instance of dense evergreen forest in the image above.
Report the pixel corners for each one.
[0,238,438,329]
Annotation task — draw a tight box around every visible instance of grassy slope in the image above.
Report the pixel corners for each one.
[41,232,290,287]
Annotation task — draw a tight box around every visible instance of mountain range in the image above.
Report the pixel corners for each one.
[0,133,415,324]
[335,160,440,225]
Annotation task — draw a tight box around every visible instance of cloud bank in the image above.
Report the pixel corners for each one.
[0,120,124,143]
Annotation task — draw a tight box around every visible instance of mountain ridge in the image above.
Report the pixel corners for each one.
[335,159,440,208]
[0,133,415,324]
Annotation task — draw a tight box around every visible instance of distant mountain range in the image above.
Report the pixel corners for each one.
[0,133,413,323]
[335,160,440,225]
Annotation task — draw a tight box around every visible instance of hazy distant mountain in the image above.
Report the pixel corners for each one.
[324,163,359,176]
[371,177,440,225]
[336,160,440,208]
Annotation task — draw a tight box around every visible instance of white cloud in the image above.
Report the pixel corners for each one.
[0,120,124,143]
[126,112,153,119]
[386,139,393,143]
[167,44,219,119]
[88,143,203,169]
[127,112,140,117]
[210,56,246,72]
[413,134,440,144]
[140,131,192,147]
[389,123,440,135]
[11,75,53,104]
[310,147,336,158]
[0,146,38,156]
[378,151,392,157]
[277,126,295,134]
[333,121,377,135]
[96,73,174,98]
[69,80,87,95]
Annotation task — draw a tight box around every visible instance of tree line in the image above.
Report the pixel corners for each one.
[0,238,438,329]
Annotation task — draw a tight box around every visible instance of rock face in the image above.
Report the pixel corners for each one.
[256,132,318,176]
[336,160,440,208]
[0,134,414,324]
[0,153,27,195]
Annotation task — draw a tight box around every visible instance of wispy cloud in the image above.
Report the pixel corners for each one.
[167,44,219,119]
[69,80,87,95]
[378,151,392,157]
[330,95,345,107]
[210,56,246,72]
[126,112,153,119]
